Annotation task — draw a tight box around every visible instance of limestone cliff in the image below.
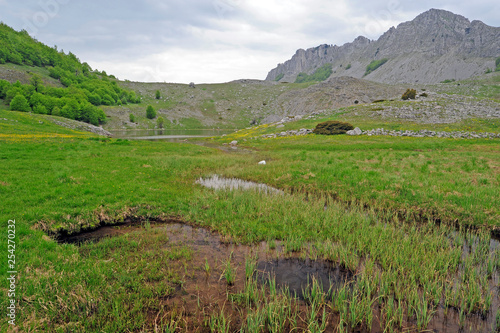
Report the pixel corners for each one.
[266,9,500,84]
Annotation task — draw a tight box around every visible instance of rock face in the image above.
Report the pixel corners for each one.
[266,9,500,84]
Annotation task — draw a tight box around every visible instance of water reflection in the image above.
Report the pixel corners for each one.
[108,129,235,142]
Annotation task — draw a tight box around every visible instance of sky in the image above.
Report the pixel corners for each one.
[1,0,499,84]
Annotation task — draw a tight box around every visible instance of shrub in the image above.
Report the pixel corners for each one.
[420,92,428,98]
[402,89,417,100]
[345,63,351,70]
[155,90,161,99]
[496,57,500,72]
[365,59,388,76]
[146,105,156,119]
[10,94,31,112]
[129,114,135,123]
[313,121,354,135]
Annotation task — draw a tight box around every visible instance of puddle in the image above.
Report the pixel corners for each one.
[57,224,133,244]
[256,258,353,299]
[55,219,178,244]
[196,175,283,194]
[53,218,500,332]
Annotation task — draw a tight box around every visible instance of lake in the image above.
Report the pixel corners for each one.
[108,128,236,141]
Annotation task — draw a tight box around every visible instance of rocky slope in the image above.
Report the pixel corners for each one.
[266,9,500,84]
[261,76,405,123]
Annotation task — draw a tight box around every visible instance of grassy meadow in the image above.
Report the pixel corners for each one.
[1,101,500,332]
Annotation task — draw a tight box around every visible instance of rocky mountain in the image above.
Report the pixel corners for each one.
[266,9,500,84]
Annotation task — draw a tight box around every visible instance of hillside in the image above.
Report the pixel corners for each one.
[108,77,407,129]
[0,18,499,133]
[0,23,139,126]
[266,9,500,84]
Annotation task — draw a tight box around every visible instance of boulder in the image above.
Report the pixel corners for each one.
[346,127,362,136]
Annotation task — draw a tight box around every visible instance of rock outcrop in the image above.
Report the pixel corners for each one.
[266,9,500,84]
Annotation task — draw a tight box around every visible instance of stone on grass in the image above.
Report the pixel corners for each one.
[346,127,362,136]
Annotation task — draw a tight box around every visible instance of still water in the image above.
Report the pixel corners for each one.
[108,129,236,141]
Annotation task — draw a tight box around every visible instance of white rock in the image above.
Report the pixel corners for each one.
[230,140,238,145]
[258,160,266,165]
[346,127,362,136]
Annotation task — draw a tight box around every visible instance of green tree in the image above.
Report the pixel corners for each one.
[129,114,135,123]
[155,90,161,99]
[10,94,31,112]
[30,74,44,92]
[146,105,156,119]
[88,93,101,106]
[52,106,61,117]
[33,104,48,114]
[0,79,10,99]
[5,87,24,104]
[157,116,165,128]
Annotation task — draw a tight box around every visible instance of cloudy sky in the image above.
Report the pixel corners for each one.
[1,0,499,83]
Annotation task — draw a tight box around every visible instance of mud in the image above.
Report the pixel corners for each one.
[56,219,499,332]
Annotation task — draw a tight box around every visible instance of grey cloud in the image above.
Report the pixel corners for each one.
[0,0,498,83]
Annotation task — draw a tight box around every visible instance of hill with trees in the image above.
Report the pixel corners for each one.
[0,23,140,125]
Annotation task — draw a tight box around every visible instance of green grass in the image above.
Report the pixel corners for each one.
[365,59,389,76]
[295,63,333,83]
[1,107,500,331]
[0,109,96,137]
[218,134,500,228]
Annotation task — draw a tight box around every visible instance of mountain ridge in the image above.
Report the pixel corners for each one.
[266,9,500,84]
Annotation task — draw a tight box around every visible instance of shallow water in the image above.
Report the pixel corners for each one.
[196,174,283,194]
[56,220,500,332]
[108,128,235,141]
[256,258,353,299]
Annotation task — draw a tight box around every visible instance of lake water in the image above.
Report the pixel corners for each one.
[108,129,236,141]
